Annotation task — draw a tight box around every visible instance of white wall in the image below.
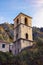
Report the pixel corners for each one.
[0,42,9,52]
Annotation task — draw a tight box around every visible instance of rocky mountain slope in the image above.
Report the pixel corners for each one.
[0,23,43,43]
[0,23,14,43]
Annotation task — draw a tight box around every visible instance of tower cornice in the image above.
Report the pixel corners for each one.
[13,12,32,21]
[14,23,32,30]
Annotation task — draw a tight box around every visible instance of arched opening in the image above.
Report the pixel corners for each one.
[17,19,19,24]
[26,33,28,39]
[9,50,12,53]
[25,18,28,26]
[16,34,18,39]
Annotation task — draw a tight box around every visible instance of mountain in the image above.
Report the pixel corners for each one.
[0,23,14,43]
[32,27,43,41]
[0,23,43,43]
[0,23,43,65]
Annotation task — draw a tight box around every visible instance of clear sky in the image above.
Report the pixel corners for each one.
[0,0,43,27]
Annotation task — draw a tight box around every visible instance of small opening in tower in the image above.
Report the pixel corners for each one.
[26,33,28,39]
[25,18,28,26]
[9,50,12,53]
[17,18,19,24]
[16,34,18,39]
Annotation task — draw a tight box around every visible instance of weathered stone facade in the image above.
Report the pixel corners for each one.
[13,13,33,55]
[0,40,10,52]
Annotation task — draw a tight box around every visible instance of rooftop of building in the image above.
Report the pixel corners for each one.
[13,12,32,21]
[0,40,9,44]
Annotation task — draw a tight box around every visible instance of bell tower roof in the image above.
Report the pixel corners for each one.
[13,12,32,21]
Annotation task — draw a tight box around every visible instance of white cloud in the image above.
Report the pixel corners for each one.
[34,0,43,7]
[0,16,8,24]
[24,0,43,7]
[32,8,43,27]
[29,0,43,27]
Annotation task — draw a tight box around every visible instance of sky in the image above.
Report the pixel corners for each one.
[0,0,43,27]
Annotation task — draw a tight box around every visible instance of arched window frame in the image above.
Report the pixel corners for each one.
[25,18,28,26]
[25,33,28,39]
[16,34,18,39]
[16,18,19,25]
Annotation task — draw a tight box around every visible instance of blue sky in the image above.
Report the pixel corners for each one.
[0,0,43,27]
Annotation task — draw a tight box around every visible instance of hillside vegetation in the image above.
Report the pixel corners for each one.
[0,38,43,65]
[0,23,43,43]
[0,23,14,43]
[0,23,43,65]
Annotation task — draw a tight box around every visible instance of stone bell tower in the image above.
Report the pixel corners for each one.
[13,13,33,55]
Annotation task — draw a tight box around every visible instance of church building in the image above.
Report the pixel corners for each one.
[12,13,33,55]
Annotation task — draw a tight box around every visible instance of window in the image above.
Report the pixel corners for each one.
[26,33,28,39]
[2,44,5,48]
[9,50,12,53]
[25,18,28,26]
[17,19,19,24]
[16,34,18,39]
